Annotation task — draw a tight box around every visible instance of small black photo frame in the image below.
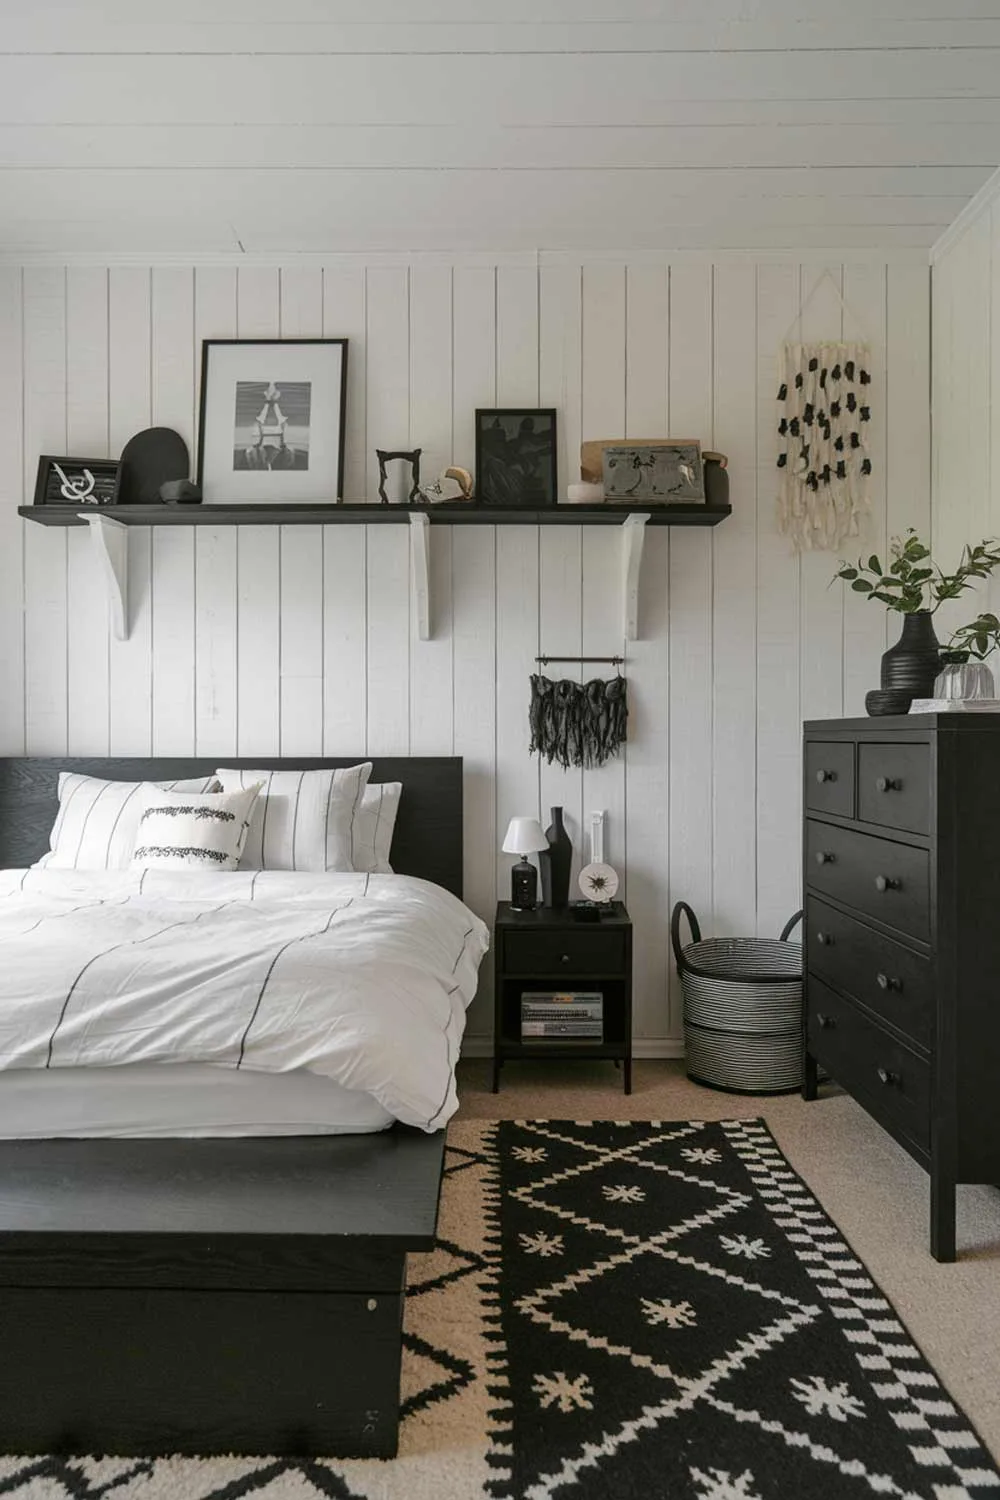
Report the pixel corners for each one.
[34,456,120,509]
[475,408,557,507]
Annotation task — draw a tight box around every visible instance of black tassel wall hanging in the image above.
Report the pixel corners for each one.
[529,673,628,769]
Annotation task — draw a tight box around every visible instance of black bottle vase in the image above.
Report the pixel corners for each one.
[868,610,941,715]
[539,807,573,909]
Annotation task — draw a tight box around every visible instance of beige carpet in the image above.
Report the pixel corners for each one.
[455,1057,1000,1461]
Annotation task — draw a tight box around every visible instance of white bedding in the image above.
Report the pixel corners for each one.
[0,1063,395,1139]
[0,869,488,1133]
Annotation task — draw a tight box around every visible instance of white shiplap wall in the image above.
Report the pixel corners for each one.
[932,175,1000,638]
[0,254,930,1051]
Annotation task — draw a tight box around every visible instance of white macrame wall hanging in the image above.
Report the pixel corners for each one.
[776,339,872,552]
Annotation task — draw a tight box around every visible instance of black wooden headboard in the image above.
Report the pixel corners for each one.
[0,758,464,898]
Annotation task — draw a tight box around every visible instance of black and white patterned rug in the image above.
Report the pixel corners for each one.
[1,1119,996,1500]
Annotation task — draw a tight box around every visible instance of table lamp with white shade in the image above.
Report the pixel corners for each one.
[502,816,549,911]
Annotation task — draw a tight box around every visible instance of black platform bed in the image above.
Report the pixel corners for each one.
[0,756,464,1460]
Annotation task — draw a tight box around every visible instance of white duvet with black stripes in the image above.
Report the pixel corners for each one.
[0,869,488,1131]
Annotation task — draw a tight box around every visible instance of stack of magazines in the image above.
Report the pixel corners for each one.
[521,992,603,1040]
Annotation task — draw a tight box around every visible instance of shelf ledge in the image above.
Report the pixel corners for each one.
[18,502,731,529]
[19,501,731,646]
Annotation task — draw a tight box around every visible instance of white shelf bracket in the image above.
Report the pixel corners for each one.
[409,512,430,641]
[80,513,129,641]
[621,513,649,641]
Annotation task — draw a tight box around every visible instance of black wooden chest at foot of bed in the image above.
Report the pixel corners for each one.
[0,1128,445,1458]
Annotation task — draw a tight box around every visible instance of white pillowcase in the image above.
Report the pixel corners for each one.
[130,785,262,872]
[351,781,402,874]
[43,773,221,870]
[215,764,372,872]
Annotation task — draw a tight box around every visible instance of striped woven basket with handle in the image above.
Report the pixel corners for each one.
[671,901,803,1095]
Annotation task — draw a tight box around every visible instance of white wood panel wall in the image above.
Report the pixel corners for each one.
[0,255,930,1052]
[933,194,1000,643]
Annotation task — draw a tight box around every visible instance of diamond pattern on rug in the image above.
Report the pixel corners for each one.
[489,1119,1000,1500]
[0,1122,996,1500]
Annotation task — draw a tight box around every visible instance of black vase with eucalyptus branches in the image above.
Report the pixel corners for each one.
[836,531,1000,716]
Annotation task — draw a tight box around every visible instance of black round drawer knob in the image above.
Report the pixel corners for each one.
[816,769,837,784]
[875,776,901,793]
[877,1066,898,1087]
[876,972,902,992]
[816,1013,835,1029]
[816,932,833,947]
[815,851,835,866]
[874,875,900,892]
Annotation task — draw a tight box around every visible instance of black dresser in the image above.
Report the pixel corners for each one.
[802,714,1000,1261]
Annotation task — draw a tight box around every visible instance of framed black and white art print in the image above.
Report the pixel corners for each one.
[475,408,557,507]
[197,339,348,503]
[34,455,120,509]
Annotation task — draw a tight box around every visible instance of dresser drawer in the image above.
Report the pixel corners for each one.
[807,979,930,1152]
[805,741,854,818]
[858,742,931,836]
[503,927,626,976]
[806,897,932,1051]
[806,820,930,941]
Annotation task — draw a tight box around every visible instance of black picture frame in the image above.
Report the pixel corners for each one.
[34,456,121,509]
[196,339,348,504]
[475,408,558,508]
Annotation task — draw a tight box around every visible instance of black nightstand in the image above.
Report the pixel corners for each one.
[492,901,633,1094]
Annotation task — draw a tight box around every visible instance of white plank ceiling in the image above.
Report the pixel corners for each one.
[3,0,999,254]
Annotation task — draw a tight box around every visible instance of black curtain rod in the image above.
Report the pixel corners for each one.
[535,655,625,665]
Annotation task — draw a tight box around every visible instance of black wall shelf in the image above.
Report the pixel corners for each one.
[19,502,731,529]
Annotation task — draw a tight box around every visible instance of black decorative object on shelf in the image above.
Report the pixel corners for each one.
[376,448,422,505]
[118,427,190,506]
[475,408,557,507]
[864,688,914,717]
[703,451,730,509]
[33,456,120,509]
[540,806,573,909]
[159,479,202,504]
[867,610,942,715]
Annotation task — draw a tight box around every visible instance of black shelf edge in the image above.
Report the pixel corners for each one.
[19,502,732,530]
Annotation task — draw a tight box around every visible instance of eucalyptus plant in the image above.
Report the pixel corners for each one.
[944,613,1000,662]
[835,529,1000,616]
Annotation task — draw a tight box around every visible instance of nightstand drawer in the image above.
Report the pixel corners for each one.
[806,820,930,941]
[807,897,932,1051]
[503,928,626,976]
[805,740,855,818]
[807,979,929,1152]
[858,743,931,836]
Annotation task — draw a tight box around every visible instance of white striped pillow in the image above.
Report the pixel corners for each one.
[131,784,262,872]
[351,781,402,874]
[42,773,221,870]
[215,764,372,872]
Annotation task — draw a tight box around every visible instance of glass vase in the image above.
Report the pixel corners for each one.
[932,653,996,702]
